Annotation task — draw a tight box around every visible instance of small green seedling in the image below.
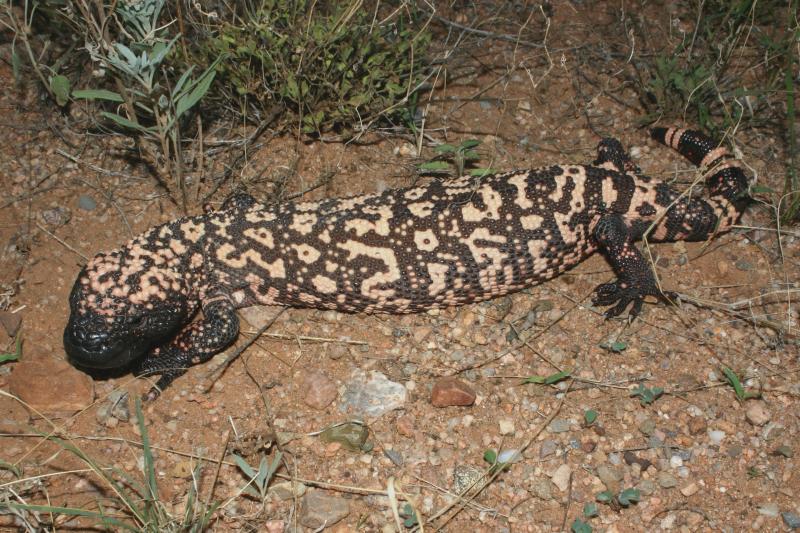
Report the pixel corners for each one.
[418,139,497,177]
[571,518,593,533]
[599,340,627,353]
[0,334,21,364]
[721,366,761,401]
[483,449,513,473]
[583,502,599,518]
[631,384,663,406]
[522,369,572,385]
[233,451,283,501]
[584,409,598,427]
[399,503,419,528]
[596,487,641,510]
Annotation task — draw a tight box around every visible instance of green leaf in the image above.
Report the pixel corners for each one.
[571,518,593,533]
[0,334,21,363]
[483,449,497,464]
[100,111,148,133]
[462,149,481,160]
[175,57,221,119]
[434,143,457,153]
[749,184,775,194]
[72,89,125,102]
[583,502,599,518]
[600,340,627,352]
[6,503,137,531]
[232,454,256,479]
[50,75,71,106]
[418,161,452,171]
[596,490,613,503]
[584,409,598,426]
[459,139,481,149]
[544,370,572,385]
[618,488,640,506]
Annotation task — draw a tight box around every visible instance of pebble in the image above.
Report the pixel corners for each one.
[384,449,403,466]
[499,419,515,435]
[9,356,94,416]
[782,512,800,529]
[596,464,623,493]
[430,377,476,407]
[657,472,677,488]
[299,491,350,529]
[77,194,97,211]
[340,370,406,417]
[670,455,683,469]
[41,206,71,227]
[639,418,656,436]
[548,418,571,433]
[529,477,553,500]
[539,440,558,458]
[746,403,771,426]
[96,390,130,426]
[706,429,725,445]
[320,423,368,452]
[300,370,337,410]
[637,479,657,496]
[269,481,308,500]
[453,465,482,494]
[758,503,779,517]
[395,415,415,437]
[680,482,699,497]
[550,464,571,492]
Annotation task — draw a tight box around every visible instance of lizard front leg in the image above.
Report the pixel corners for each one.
[592,214,676,318]
[135,295,240,400]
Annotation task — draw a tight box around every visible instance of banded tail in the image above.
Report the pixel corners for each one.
[650,127,750,209]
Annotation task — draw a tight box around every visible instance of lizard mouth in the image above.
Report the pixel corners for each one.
[63,317,148,370]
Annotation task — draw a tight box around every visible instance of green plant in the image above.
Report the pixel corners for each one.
[1,399,219,531]
[418,139,497,177]
[0,334,21,364]
[522,369,572,385]
[631,384,663,406]
[596,487,640,509]
[196,0,431,135]
[232,452,283,501]
[721,366,762,401]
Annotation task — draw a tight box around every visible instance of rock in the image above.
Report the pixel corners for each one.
[0,311,22,338]
[453,464,482,494]
[270,481,307,500]
[670,455,683,469]
[96,390,130,427]
[9,356,94,416]
[548,418,571,433]
[299,491,350,529]
[319,423,369,452]
[597,464,623,493]
[746,403,771,426]
[708,430,726,445]
[499,419,515,435]
[238,305,285,329]
[638,418,656,436]
[77,194,97,211]
[550,464,571,492]
[680,482,699,497]
[657,472,677,489]
[529,477,553,500]
[395,415,415,437]
[539,439,558,458]
[41,206,71,227]
[782,512,800,529]
[688,417,707,435]
[637,479,657,496]
[384,449,403,466]
[300,371,337,410]
[430,377,476,407]
[758,503,779,517]
[340,370,406,418]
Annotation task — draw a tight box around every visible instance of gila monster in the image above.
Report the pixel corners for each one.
[64,128,750,400]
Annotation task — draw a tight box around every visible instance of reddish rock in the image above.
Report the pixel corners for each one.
[430,377,476,407]
[9,355,94,416]
[396,414,415,437]
[300,370,338,410]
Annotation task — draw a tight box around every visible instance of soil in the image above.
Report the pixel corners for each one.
[1,3,798,532]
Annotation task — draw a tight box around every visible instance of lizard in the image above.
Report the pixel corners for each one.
[63,127,750,400]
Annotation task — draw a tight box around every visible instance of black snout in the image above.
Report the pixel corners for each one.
[63,315,142,369]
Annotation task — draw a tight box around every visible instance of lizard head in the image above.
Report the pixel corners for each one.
[64,234,200,370]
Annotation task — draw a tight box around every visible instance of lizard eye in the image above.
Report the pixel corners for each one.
[126,314,148,328]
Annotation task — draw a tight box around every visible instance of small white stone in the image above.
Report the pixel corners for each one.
[670,455,683,468]
[708,430,726,445]
[499,419,515,435]
[550,464,572,492]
